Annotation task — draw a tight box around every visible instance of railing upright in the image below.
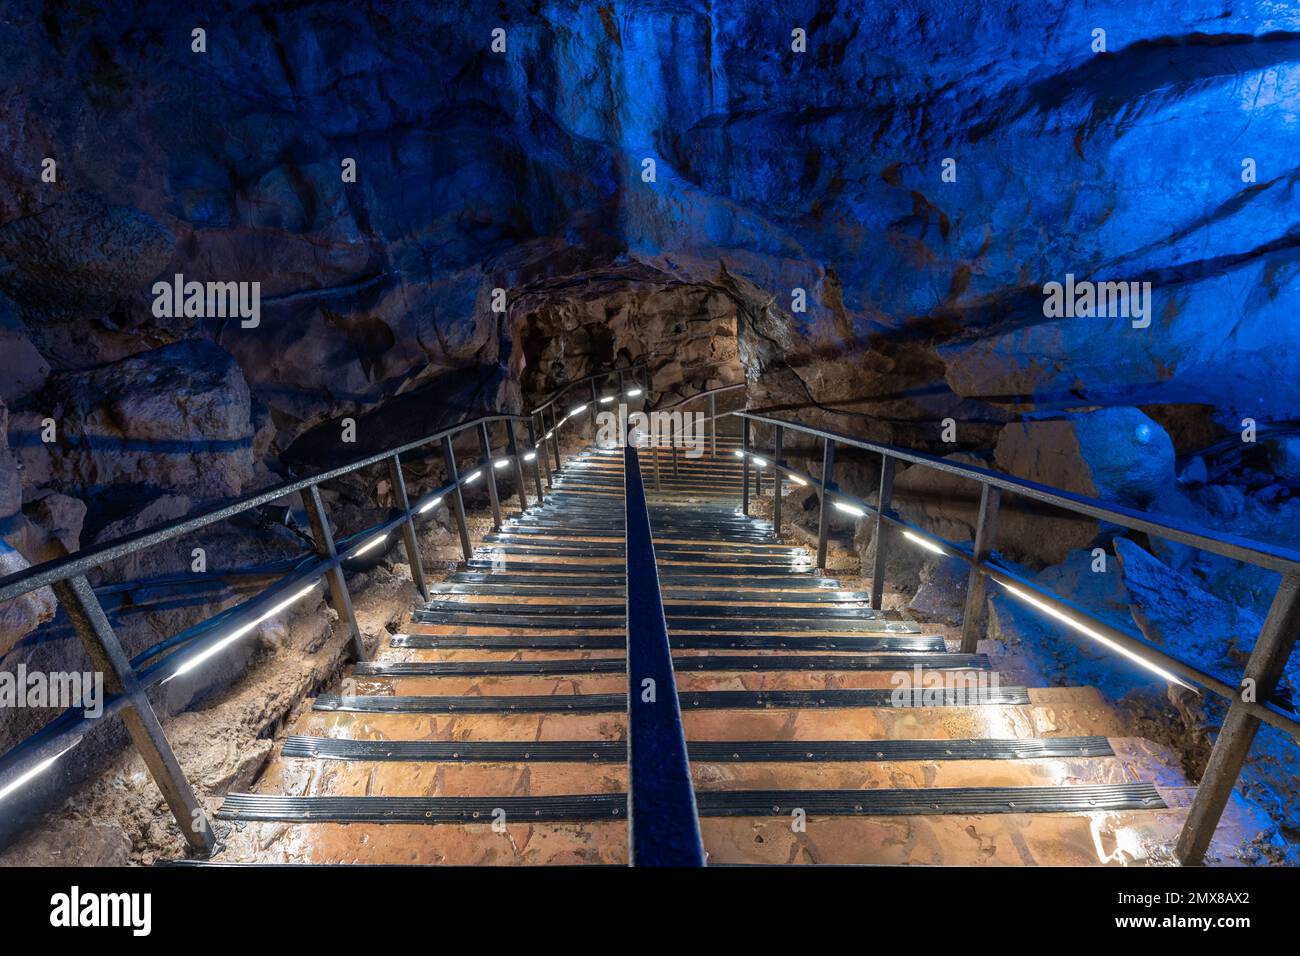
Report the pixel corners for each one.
[622,444,705,867]
[772,426,784,540]
[815,437,835,570]
[506,420,529,513]
[441,436,473,563]
[387,452,429,602]
[477,422,502,530]
[741,418,751,515]
[708,393,717,457]
[525,419,546,504]
[52,575,216,855]
[300,484,365,660]
[869,455,895,611]
[548,405,562,471]
[958,483,1000,652]
[1176,571,1300,864]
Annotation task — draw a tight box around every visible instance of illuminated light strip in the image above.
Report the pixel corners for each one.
[790,476,808,486]
[833,501,865,517]
[626,388,643,397]
[465,470,482,484]
[163,583,318,683]
[353,532,389,557]
[569,404,588,417]
[493,459,510,469]
[417,495,443,514]
[1000,582,1195,690]
[903,530,946,555]
[544,431,554,440]
[733,450,745,459]
[599,396,614,404]
[523,451,536,462]
[751,456,768,467]
[0,744,77,803]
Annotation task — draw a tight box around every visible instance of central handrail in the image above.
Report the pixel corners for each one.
[622,444,705,866]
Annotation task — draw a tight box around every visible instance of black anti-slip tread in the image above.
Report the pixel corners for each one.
[216,792,627,822]
[693,783,1165,815]
[429,583,872,603]
[282,736,626,761]
[472,546,807,564]
[465,561,814,577]
[280,735,1112,762]
[313,687,1030,713]
[500,525,776,542]
[416,601,884,621]
[215,783,1163,823]
[390,632,947,651]
[410,611,920,633]
[448,572,843,589]
[484,536,795,556]
[353,653,989,677]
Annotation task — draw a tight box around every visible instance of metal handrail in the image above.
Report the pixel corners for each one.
[0,365,645,857]
[527,361,647,416]
[647,381,745,413]
[622,445,705,866]
[718,405,1300,866]
[0,413,527,604]
[737,413,1300,575]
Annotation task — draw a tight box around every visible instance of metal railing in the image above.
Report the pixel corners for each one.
[711,406,1300,866]
[0,362,646,855]
[622,444,705,866]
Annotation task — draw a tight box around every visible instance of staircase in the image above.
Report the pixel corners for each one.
[211,435,1266,865]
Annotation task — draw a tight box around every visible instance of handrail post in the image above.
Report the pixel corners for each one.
[772,426,784,540]
[300,484,366,660]
[441,435,473,563]
[534,413,553,491]
[869,455,895,610]
[623,445,706,866]
[387,452,429,602]
[741,418,751,515]
[53,575,216,855]
[589,380,599,433]
[709,393,717,458]
[526,418,546,504]
[547,406,562,471]
[478,422,502,530]
[815,436,835,569]
[653,419,662,491]
[671,417,679,477]
[506,419,529,514]
[1176,571,1300,864]
[959,484,1001,652]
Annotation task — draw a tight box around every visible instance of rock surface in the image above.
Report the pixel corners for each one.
[0,0,1298,864]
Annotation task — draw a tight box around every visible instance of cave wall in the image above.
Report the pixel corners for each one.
[0,3,1299,847]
